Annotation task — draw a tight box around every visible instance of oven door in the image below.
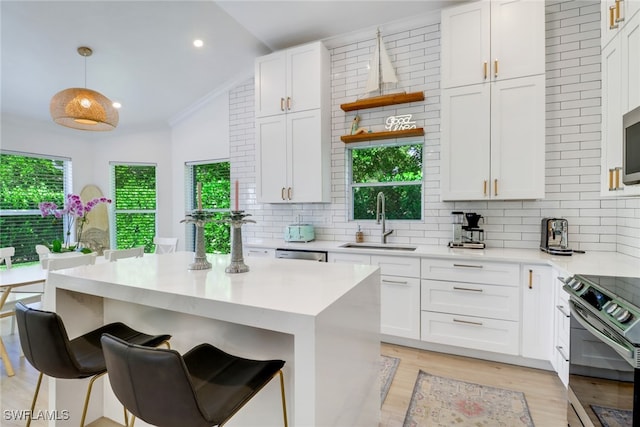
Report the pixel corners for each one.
[568,299,638,427]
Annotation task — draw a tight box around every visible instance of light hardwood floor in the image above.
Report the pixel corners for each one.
[1,324,567,426]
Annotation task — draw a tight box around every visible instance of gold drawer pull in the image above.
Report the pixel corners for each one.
[615,167,621,190]
[494,179,498,197]
[281,187,286,200]
[615,0,624,23]
[287,187,292,200]
[483,61,488,79]
[483,180,487,196]
[280,98,285,111]
[494,59,499,77]
[610,6,619,29]
[287,97,292,110]
[528,269,533,289]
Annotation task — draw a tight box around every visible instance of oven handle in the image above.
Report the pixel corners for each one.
[569,301,636,366]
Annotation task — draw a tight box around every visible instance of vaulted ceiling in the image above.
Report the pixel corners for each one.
[1,1,460,131]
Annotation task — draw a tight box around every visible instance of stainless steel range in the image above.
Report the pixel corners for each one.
[562,274,640,427]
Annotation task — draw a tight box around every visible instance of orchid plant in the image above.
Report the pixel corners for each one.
[39,193,112,252]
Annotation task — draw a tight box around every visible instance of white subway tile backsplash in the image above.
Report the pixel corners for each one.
[227,0,637,256]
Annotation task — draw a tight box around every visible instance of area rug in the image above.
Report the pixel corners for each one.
[380,355,400,405]
[592,404,632,427]
[403,370,534,427]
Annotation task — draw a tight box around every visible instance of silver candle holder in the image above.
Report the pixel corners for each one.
[180,211,216,270]
[223,210,255,274]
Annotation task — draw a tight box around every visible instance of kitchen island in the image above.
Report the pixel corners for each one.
[44,252,380,427]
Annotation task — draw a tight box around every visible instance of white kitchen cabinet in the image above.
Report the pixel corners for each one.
[441,0,544,89]
[552,273,571,388]
[420,258,520,355]
[520,265,553,362]
[255,42,329,118]
[255,109,331,203]
[372,256,421,340]
[328,253,420,340]
[601,0,640,50]
[441,74,545,200]
[255,42,331,204]
[601,9,640,195]
[440,0,545,202]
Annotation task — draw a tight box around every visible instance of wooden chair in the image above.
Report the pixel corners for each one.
[0,247,15,269]
[104,246,144,262]
[45,253,96,271]
[153,237,178,254]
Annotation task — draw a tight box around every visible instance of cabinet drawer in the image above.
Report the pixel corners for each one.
[421,258,519,286]
[245,248,275,258]
[421,311,519,355]
[328,253,371,264]
[372,256,420,277]
[421,279,519,321]
[381,276,420,339]
[555,300,571,343]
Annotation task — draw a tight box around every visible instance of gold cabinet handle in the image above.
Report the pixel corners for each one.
[494,59,499,78]
[281,187,286,200]
[615,167,621,190]
[528,269,533,289]
[610,6,619,29]
[615,0,624,23]
[609,168,615,191]
[494,179,498,197]
[280,98,285,111]
[483,61,488,79]
[287,97,292,110]
[287,187,292,200]
[453,318,483,326]
[483,180,488,196]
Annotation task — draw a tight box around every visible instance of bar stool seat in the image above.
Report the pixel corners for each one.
[15,302,171,427]
[101,334,288,427]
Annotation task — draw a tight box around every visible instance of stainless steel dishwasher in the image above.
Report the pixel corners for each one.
[275,248,327,262]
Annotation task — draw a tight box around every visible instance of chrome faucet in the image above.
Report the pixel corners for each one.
[376,192,393,244]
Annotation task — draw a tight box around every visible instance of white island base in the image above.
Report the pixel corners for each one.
[45,253,380,427]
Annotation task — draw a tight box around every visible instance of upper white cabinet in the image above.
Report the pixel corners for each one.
[441,0,545,89]
[254,42,331,203]
[255,42,328,118]
[440,0,545,201]
[601,8,640,195]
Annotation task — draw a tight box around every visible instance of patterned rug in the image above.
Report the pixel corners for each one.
[592,404,633,427]
[403,370,535,427]
[380,355,400,406]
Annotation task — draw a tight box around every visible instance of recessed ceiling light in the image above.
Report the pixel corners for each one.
[112,102,122,109]
[193,39,204,48]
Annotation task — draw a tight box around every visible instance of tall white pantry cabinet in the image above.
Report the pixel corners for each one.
[440,0,546,201]
[254,42,331,203]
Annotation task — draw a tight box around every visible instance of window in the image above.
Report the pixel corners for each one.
[0,151,71,264]
[349,143,423,220]
[111,163,157,252]
[185,161,230,254]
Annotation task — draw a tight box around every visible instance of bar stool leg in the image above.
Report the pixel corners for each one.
[79,372,106,426]
[26,372,44,427]
[0,336,14,377]
[279,370,288,427]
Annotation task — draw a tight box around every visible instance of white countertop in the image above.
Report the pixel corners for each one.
[246,239,640,278]
[48,251,379,317]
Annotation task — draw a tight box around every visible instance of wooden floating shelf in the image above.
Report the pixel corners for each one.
[340,128,424,143]
[340,91,425,112]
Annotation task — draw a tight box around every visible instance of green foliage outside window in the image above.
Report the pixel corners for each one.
[192,162,230,254]
[0,153,66,263]
[113,165,157,252]
[351,144,423,220]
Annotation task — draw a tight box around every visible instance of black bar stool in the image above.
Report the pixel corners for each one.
[101,333,288,427]
[14,301,171,427]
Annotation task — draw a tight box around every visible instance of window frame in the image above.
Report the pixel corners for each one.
[185,159,231,254]
[109,162,158,252]
[347,141,424,222]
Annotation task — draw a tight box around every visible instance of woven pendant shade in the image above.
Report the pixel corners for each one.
[50,46,119,131]
[50,87,119,131]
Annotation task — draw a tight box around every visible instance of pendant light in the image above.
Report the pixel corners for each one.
[50,46,119,131]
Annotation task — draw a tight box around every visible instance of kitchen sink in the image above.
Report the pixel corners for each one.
[340,243,417,251]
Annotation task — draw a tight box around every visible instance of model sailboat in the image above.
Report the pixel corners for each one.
[364,30,400,96]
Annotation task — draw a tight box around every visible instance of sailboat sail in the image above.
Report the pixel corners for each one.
[364,30,398,94]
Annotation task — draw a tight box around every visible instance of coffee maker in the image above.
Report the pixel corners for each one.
[540,218,573,255]
[448,212,486,249]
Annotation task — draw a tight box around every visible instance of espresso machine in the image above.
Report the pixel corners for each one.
[540,218,573,255]
[448,211,485,249]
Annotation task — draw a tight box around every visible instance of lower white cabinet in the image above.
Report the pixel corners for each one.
[329,252,420,339]
[553,272,571,387]
[421,258,520,355]
[421,311,520,355]
[521,265,553,361]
